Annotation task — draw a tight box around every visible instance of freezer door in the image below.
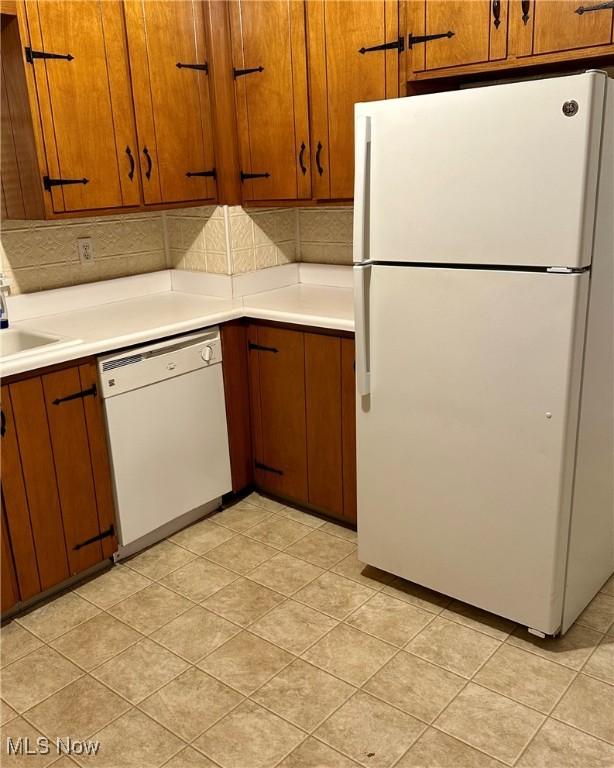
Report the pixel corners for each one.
[356,72,607,268]
[356,265,589,634]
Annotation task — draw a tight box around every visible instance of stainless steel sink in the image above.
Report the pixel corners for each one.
[0,328,78,361]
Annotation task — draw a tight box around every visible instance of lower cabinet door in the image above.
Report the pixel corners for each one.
[42,367,105,574]
[1,385,42,599]
[8,377,71,590]
[305,333,343,516]
[248,325,308,500]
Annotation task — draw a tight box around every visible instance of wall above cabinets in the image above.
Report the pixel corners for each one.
[2,1,612,219]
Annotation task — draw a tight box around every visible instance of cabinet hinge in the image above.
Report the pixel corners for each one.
[233,65,264,78]
[74,525,115,551]
[248,342,278,353]
[25,46,73,63]
[255,462,284,476]
[407,31,454,48]
[241,171,271,182]
[575,1,614,12]
[359,36,404,54]
[43,175,89,192]
[186,169,217,178]
[52,383,97,406]
[176,61,208,72]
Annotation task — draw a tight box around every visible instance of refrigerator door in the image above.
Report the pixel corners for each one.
[356,265,589,634]
[355,71,607,268]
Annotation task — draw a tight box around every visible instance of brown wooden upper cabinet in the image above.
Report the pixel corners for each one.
[513,0,614,57]
[307,0,402,200]
[124,0,217,205]
[407,0,508,73]
[5,0,218,217]
[19,0,140,213]
[228,0,311,202]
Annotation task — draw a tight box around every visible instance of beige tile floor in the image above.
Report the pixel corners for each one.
[1,492,614,768]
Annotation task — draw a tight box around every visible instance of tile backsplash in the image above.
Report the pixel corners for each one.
[0,205,353,294]
[0,212,166,295]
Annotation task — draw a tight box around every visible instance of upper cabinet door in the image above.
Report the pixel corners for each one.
[124,0,217,205]
[22,1,140,212]
[408,0,507,72]
[229,0,310,202]
[532,1,613,54]
[307,0,400,200]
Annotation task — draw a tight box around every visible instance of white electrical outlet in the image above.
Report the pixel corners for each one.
[77,237,94,264]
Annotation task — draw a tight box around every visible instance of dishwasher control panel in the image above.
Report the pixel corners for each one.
[98,328,222,398]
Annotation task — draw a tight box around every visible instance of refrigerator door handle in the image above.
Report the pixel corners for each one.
[353,115,371,264]
[354,264,372,396]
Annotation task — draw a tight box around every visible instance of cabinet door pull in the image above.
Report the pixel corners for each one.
[52,383,97,406]
[143,146,153,180]
[359,36,404,54]
[125,146,135,180]
[493,0,502,28]
[575,1,614,12]
[1,408,5,438]
[521,0,531,24]
[240,171,271,181]
[248,342,278,353]
[74,525,115,551]
[176,61,208,72]
[186,169,217,178]
[255,462,284,476]
[298,142,307,175]
[316,142,324,176]
[407,31,454,47]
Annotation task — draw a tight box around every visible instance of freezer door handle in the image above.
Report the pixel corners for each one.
[353,115,371,264]
[354,264,372,396]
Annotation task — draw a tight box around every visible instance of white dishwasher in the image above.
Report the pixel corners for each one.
[98,328,231,557]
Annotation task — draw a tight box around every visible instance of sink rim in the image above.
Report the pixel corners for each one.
[0,326,81,362]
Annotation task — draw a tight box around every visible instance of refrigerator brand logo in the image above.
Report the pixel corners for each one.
[6,736,101,757]
[562,100,579,117]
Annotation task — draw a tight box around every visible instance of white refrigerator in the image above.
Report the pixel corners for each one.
[353,71,613,637]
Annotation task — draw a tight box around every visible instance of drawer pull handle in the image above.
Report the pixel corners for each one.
[52,383,97,406]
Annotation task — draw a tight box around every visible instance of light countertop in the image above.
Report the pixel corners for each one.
[1,265,354,377]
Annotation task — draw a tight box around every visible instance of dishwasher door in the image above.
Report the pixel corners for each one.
[99,330,231,550]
